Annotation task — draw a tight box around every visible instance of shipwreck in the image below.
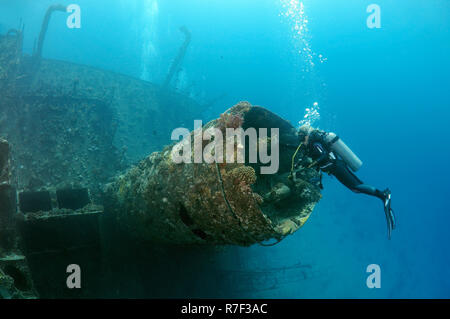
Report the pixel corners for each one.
[0,5,322,298]
[104,102,322,246]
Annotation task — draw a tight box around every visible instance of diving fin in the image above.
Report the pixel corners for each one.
[383,189,396,239]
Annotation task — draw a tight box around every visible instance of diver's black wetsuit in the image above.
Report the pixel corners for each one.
[295,128,395,238]
[306,130,385,201]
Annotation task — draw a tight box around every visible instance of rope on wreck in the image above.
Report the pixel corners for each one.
[215,163,284,247]
[215,162,244,224]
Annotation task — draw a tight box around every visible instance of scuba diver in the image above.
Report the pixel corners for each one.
[294,124,396,239]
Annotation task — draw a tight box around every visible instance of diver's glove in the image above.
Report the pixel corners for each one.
[383,188,396,239]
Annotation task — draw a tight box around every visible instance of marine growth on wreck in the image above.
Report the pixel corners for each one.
[105,102,322,246]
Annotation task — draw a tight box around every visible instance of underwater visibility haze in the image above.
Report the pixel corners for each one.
[0,0,449,299]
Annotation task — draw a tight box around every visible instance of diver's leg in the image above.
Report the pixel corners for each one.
[352,184,385,200]
[331,160,383,200]
[330,160,365,192]
[330,160,395,238]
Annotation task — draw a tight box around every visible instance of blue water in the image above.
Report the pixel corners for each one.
[2,0,449,298]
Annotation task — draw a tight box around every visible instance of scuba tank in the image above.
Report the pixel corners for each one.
[324,132,363,172]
